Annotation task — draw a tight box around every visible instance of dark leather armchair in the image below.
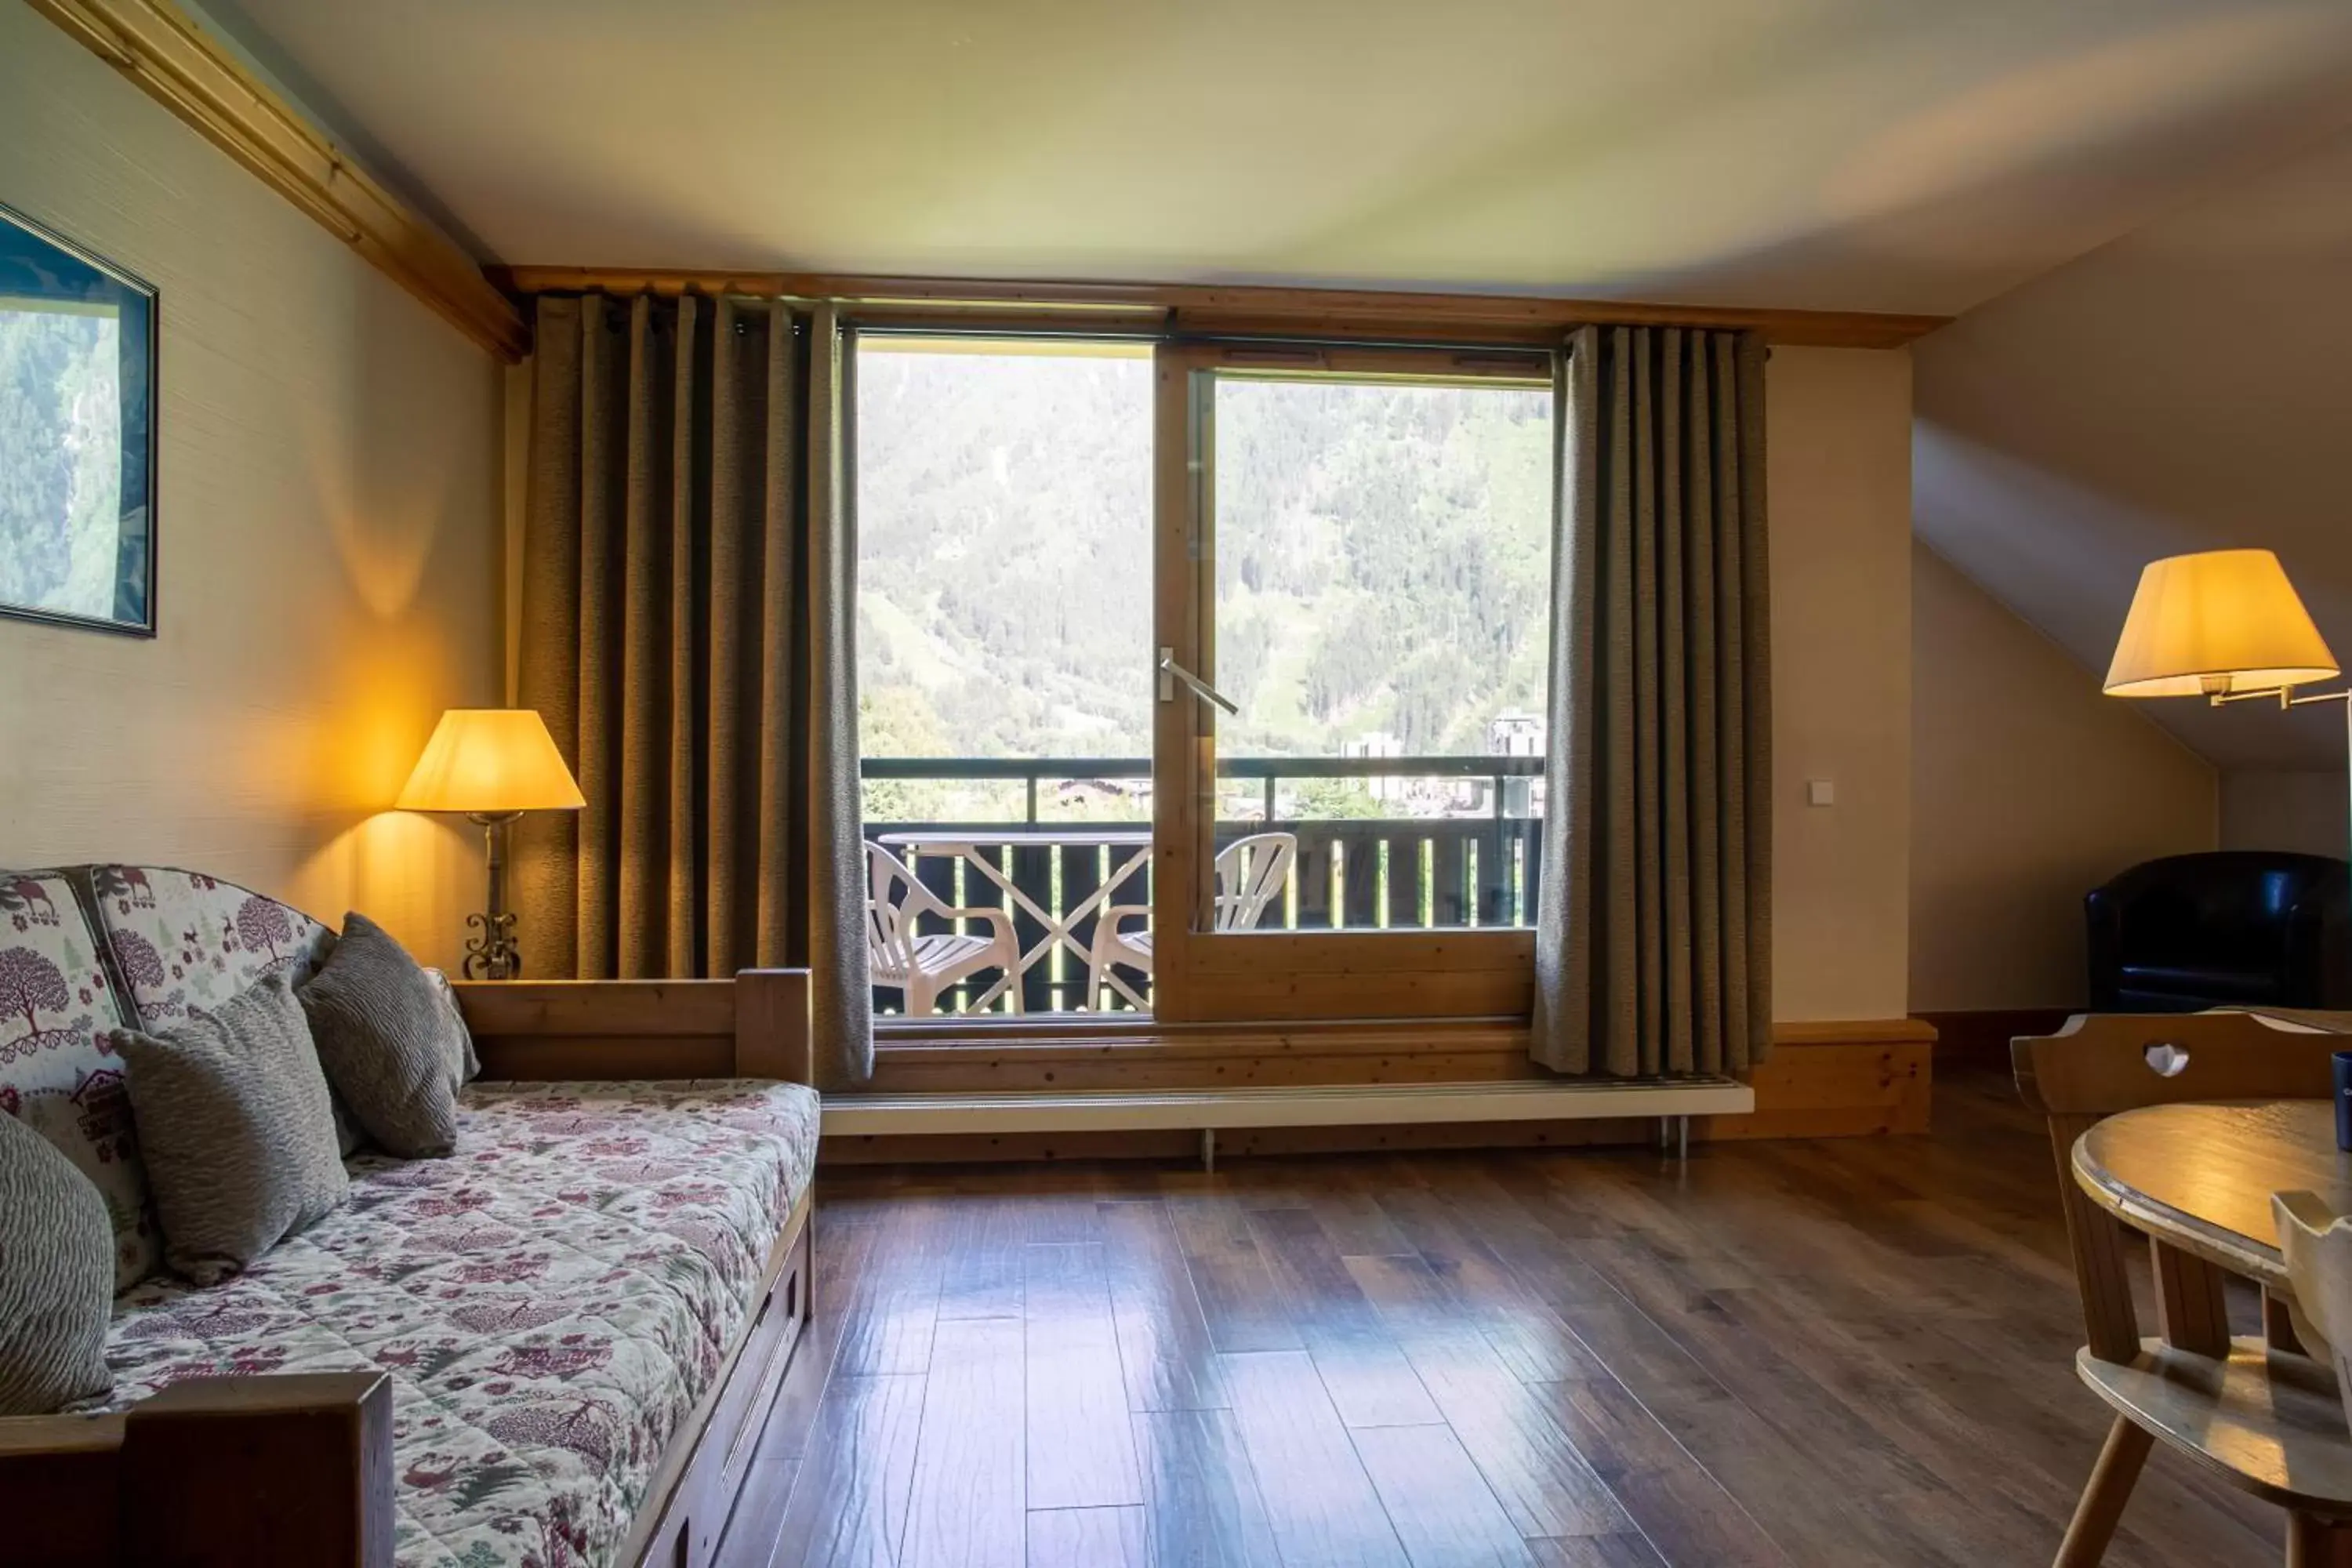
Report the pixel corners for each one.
[2086,851,2351,1012]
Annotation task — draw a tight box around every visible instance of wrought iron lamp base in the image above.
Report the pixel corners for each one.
[463,811,526,981]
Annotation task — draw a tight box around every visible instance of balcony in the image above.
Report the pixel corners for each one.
[863,754,1544,1015]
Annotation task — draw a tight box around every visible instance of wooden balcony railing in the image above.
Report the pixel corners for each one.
[863,754,1543,1014]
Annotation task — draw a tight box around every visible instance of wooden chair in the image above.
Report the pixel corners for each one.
[864,843,1021,1016]
[2013,1012,2352,1565]
[1086,831,1295,1006]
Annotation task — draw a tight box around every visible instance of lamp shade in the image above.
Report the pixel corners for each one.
[2103,549,2339,699]
[396,709,585,814]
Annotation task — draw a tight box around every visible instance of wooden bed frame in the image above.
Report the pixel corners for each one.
[0,967,818,1568]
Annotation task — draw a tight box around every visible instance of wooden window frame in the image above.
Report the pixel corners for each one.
[1149,339,1555,1025]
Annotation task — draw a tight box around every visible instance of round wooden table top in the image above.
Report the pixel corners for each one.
[2073,1100,2352,1290]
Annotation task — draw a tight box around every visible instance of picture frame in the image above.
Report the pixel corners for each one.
[0,198,158,637]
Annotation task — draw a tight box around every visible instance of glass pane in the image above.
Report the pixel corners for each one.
[1210,376,1553,931]
[854,336,1156,1016]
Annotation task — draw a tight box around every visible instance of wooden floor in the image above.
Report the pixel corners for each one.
[721,1069,2292,1567]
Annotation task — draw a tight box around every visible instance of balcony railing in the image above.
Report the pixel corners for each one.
[863,754,1544,1014]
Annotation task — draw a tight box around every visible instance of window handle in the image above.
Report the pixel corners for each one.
[1159,648,1239,715]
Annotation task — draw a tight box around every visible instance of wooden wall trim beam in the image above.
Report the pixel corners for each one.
[28,0,528,361]
[488,266,1949,350]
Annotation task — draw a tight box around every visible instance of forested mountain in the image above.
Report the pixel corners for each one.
[0,306,122,618]
[855,343,1552,815]
[857,343,1156,764]
[1212,376,1552,756]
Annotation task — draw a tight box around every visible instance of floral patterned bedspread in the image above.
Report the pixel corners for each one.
[91,1080,821,1568]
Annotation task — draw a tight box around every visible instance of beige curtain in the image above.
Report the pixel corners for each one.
[1532,324,1772,1078]
[803,307,871,1085]
[516,292,873,1086]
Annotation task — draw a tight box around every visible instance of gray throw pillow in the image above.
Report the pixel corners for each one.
[296,913,460,1157]
[0,1109,113,1414]
[112,974,348,1287]
[327,1089,365,1160]
[420,965,481,1088]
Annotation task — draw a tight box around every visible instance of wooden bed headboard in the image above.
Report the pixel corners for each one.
[452,968,814,1086]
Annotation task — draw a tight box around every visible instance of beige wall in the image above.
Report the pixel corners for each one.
[2222,769,2347,858]
[1909,543,2216,1011]
[0,5,503,968]
[1767,347,1915,1022]
[1913,123,2352,776]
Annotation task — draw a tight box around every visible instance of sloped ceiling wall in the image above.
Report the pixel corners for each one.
[1913,121,2352,775]
[1910,541,2216,1011]
[198,0,2352,315]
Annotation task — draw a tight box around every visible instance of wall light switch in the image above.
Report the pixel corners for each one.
[1806,779,1835,807]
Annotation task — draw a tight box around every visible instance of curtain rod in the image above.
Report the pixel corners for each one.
[574,296,1755,361]
[851,320,1165,344]
[1166,330,1559,358]
[492,268,1939,350]
[847,319,1563,358]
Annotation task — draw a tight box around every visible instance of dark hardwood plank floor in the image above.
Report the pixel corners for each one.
[724,1070,2286,1567]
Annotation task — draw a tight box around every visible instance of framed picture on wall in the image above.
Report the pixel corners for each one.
[0,200,158,637]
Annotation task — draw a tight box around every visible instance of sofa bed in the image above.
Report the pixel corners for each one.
[0,864,818,1568]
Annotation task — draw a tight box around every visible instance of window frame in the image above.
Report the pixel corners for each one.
[1149,339,1556,1025]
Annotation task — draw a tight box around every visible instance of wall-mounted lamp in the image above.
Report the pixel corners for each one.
[2105,549,2339,702]
[395,708,583,979]
[2105,547,2346,841]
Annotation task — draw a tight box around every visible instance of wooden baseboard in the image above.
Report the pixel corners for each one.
[819,1018,1933,1163]
[1914,1008,2074,1070]
[1717,1022,1933,1140]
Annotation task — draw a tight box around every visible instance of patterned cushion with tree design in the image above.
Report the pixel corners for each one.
[85,866,336,1032]
[0,869,158,1289]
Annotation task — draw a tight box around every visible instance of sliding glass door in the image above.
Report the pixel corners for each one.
[855,333,1158,1020]
[1149,343,1557,1022]
[853,330,1557,1029]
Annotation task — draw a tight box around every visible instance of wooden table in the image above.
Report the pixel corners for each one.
[873,829,1153,1011]
[2074,1099,2352,1301]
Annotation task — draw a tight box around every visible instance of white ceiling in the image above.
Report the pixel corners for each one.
[197,0,2352,315]
[1915,121,2352,772]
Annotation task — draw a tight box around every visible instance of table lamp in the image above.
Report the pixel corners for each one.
[396,708,584,979]
[2105,547,2347,837]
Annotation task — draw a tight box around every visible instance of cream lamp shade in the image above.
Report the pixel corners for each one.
[2103,549,2339,699]
[396,709,584,815]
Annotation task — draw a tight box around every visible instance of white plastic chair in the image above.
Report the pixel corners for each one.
[1086,832,1295,1007]
[865,843,1022,1016]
